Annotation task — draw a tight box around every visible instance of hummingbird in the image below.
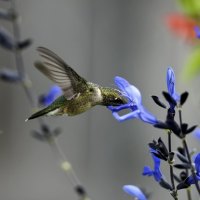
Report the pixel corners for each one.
[26,47,126,120]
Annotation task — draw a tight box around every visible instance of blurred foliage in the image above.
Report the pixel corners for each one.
[166,0,200,81]
[177,0,200,17]
[181,47,200,81]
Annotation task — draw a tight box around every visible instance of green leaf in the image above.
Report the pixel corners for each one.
[176,0,200,17]
[181,48,200,81]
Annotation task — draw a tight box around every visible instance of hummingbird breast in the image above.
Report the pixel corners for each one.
[62,87,102,116]
[45,86,103,117]
[64,99,92,116]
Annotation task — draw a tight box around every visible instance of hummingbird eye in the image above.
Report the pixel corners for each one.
[113,97,124,105]
[89,88,94,92]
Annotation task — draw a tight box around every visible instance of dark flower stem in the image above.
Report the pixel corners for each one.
[9,1,91,199]
[178,108,192,200]
[10,0,36,108]
[178,108,200,196]
[168,130,175,189]
[182,138,200,195]
[168,130,178,200]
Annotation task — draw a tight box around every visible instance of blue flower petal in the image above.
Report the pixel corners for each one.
[127,85,142,105]
[0,68,21,82]
[107,103,133,112]
[139,107,158,125]
[143,148,162,183]
[167,67,175,95]
[195,26,200,39]
[193,128,200,140]
[40,85,62,106]
[186,175,200,185]
[115,76,142,105]
[166,67,180,102]
[154,169,162,182]
[50,85,62,94]
[114,76,130,90]
[151,150,162,182]
[123,185,147,200]
[194,153,200,175]
[112,110,140,122]
[151,152,160,170]
[109,76,158,125]
[142,166,153,176]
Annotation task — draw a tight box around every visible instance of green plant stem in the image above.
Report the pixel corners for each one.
[48,136,90,200]
[49,137,81,187]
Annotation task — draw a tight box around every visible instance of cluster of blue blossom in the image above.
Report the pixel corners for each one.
[109,67,175,199]
[123,153,200,200]
[108,67,200,199]
[123,151,200,200]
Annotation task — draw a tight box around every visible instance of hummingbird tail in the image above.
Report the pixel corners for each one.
[26,106,57,121]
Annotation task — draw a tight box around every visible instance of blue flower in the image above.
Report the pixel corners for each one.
[108,76,158,125]
[39,85,62,106]
[185,153,200,185]
[194,154,200,177]
[123,185,147,200]
[142,149,162,182]
[0,68,21,82]
[193,128,200,140]
[0,26,32,51]
[166,67,180,103]
[194,26,200,39]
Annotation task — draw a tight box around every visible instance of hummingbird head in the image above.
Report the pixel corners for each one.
[100,87,127,106]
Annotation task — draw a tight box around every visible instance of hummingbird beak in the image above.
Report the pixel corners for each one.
[101,88,127,106]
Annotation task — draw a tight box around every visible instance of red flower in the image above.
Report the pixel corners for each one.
[165,13,199,41]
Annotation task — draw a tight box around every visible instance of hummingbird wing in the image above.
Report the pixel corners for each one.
[34,47,88,100]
